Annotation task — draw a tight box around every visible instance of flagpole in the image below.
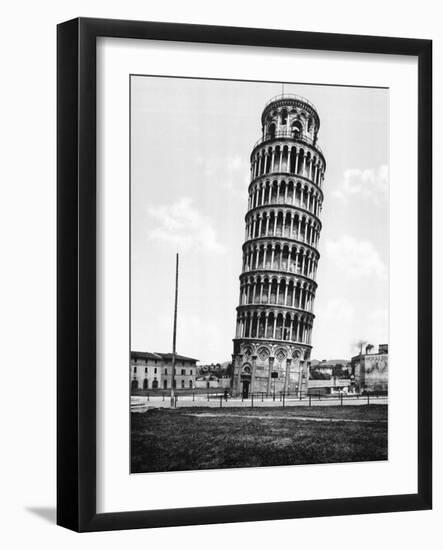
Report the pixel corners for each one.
[170,252,179,408]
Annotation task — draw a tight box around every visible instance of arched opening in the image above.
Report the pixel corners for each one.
[264,151,271,174]
[152,379,158,389]
[143,378,148,390]
[258,312,266,338]
[266,246,273,269]
[268,123,276,140]
[131,380,138,391]
[299,284,305,309]
[283,314,292,340]
[267,312,275,339]
[299,251,305,276]
[295,284,301,307]
[305,152,312,179]
[276,212,283,236]
[274,146,281,172]
[270,279,278,304]
[279,181,286,204]
[288,279,295,306]
[244,314,250,337]
[263,278,270,302]
[294,317,300,341]
[283,146,289,172]
[301,187,307,209]
[282,246,290,272]
[253,313,260,338]
[276,313,284,340]
[260,218,266,237]
[289,147,296,173]
[281,109,288,126]
[292,120,303,138]
[278,279,286,305]
[241,364,252,398]
[284,213,291,238]
[294,184,300,207]
[271,181,278,204]
[288,180,295,205]
[297,149,305,176]
[260,152,266,176]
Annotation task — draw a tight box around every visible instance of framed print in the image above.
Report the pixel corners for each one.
[57,18,432,532]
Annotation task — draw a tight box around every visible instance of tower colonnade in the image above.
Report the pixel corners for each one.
[242,241,319,279]
[238,274,316,312]
[245,208,321,248]
[250,141,325,188]
[232,93,326,397]
[248,176,323,217]
[236,309,313,344]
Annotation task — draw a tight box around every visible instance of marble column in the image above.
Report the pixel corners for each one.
[284,358,292,394]
[267,356,274,395]
[251,355,257,393]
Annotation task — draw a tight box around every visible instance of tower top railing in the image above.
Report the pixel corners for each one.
[252,130,323,156]
[263,93,319,114]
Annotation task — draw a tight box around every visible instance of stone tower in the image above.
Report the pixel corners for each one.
[232,93,326,398]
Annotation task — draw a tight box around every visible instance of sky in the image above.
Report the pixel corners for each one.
[131,76,389,364]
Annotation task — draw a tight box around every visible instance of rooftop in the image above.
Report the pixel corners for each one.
[263,93,319,115]
[131,351,199,362]
[131,351,162,360]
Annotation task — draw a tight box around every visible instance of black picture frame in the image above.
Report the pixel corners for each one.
[57,17,432,532]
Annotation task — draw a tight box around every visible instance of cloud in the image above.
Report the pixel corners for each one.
[332,165,388,206]
[313,298,389,358]
[157,312,228,364]
[366,308,389,345]
[196,154,243,177]
[147,197,225,254]
[177,314,227,364]
[313,297,355,358]
[196,154,249,199]
[321,297,354,323]
[325,235,387,279]
[347,309,388,354]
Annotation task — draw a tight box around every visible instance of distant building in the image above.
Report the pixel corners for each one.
[198,362,230,376]
[195,374,231,389]
[307,378,354,396]
[196,362,232,390]
[310,364,333,378]
[130,351,197,392]
[309,359,351,380]
[351,344,388,393]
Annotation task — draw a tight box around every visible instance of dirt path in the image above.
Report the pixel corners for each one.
[186,413,387,423]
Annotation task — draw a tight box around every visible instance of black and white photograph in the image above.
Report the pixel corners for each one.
[0,0,436,543]
[130,76,389,473]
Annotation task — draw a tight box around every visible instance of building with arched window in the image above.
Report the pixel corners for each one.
[232,93,326,398]
[130,351,197,393]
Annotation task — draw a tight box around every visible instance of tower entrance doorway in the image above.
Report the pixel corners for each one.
[242,380,250,398]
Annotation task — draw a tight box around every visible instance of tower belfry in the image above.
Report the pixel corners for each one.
[232,93,326,397]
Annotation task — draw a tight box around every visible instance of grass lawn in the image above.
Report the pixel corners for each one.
[131,405,388,473]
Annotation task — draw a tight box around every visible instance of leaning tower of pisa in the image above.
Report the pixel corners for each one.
[232,93,326,398]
